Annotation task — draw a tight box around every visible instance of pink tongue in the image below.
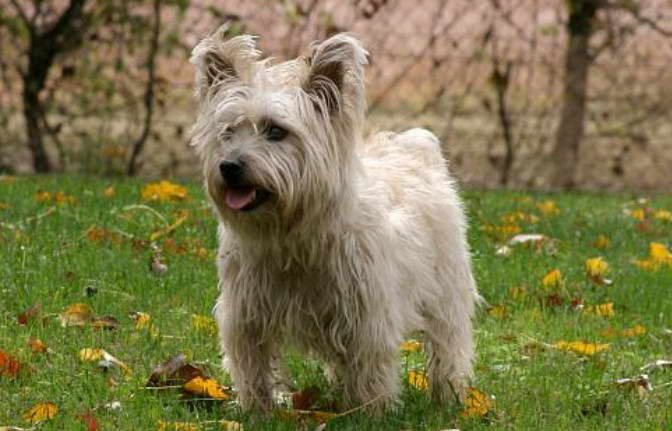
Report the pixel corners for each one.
[225,186,256,210]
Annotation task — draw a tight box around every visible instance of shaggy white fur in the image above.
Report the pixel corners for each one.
[190,24,479,412]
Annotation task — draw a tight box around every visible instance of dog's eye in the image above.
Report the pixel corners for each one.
[267,125,288,142]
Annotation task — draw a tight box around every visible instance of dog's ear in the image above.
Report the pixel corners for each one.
[304,34,369,116]
[190,23,260,101]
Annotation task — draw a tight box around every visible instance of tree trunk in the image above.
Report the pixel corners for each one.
[548,0,602,189]
[23,81,52,172]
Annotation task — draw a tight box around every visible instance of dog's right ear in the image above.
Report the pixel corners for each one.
[190,24,260,101]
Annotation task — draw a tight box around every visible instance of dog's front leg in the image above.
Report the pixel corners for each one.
[222,326,275,412]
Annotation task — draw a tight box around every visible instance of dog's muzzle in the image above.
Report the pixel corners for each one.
[218,160,270,212]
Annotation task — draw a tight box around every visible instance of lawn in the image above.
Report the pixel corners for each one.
[1,175,672,430]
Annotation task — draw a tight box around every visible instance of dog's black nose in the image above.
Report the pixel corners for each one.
[219,160,245,184]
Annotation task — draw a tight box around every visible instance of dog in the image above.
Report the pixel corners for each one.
[190,24,479,412]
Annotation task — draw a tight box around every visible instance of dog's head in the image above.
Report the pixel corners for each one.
[190,25,368,231]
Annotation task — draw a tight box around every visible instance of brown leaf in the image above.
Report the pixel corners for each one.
[292,386,321,410]
[90,315,119,330]
[0,350,27,377]
[59,303,94,327]
[76,411,99,431]
[147,353,205,387]
[278,409,337,424]
[17,303,41,325]
[27,337,47,354]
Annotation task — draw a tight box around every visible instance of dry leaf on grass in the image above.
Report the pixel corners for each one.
[461,388,493,418]
[141,181,189,202]
[537,200,559,216]
[600,325,646,338]
[542,269,562,288]
[191,314,217,336]
[278,409,338,424]
[634,242,672,271]
[27,337,47,354]
[585,257,612,285]
[76,410,99,431]
[150,214,189,241]
[147,353,205,387]
[400,340,423,352]
[79,348,130,374]
[22,402,58,423]
[593,235,610,249]
[583,303,615,318]
[553,341,609,356]
[0,350,25,377]
[183,376,231,400]
[408,370,428,390]
[157,421,198,431]
[487,304,507,319]
[17,303,41,325]
[59,303,93,327]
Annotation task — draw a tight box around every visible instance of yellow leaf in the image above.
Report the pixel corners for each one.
[34,191,52,202]
[79,348,105,361]
[103,186,116,198]
[141,180,189,202]
[23,402,58,423]
[461,388,492,418]
[500,211,539,224]
[60,303,94,327]
[220,420,244,430]
[131,311,152,330]
[183,376,231,400]
[620,325,647,337]
[53,191,78,205]
[653,209,672,222]
[584,302,615,318]
[157,421,198,431]
[537,200,559,216]
[585,257,608,277]
[408,370,427,390]
[630,208,645,221]
[542,269,562,288]
[593,235,610,249]
[508,286,527,299]
[400,340,423,352]
[487,304,507,319]
[634,242,672,271]
[191,314,218,336]
[0,203,9,210]
[553,341,609,356]
[481,223,521,241]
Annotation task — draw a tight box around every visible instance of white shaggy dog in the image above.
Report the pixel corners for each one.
[190,24,479,412]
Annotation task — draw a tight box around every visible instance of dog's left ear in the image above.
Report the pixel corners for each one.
[304,34,369,116]
[190,23,260,101]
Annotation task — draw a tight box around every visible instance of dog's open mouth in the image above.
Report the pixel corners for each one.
[224,185,270,212]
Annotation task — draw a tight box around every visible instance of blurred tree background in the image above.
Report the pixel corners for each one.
[1,0,670,190]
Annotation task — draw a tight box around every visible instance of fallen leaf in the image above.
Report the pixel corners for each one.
[620,325,647,337]
[553,341,609,356]
[183,376,231,400]
[147,353,204,387]
[585,257,611,285]
[157,421,198,431]
[584,302,615,318]
[481,223,521,241]
[191,314,217,336]
[634,242,672,271]
[90,315,119,330]
[59,303,94,327]
[76,411,99,431]
[292,386,321,410]
[501,212,539,224]
[629,208,645,221]
[79,348,105,362]
[508,286,526,299]
[141,180,189,202]
[130,311,151,329]
[461,388,492,418]
[103,186,116,198]
[408,370,428,390]
[487,304,507,318]
[400,340,423,352]
[615,374,651,399]
[220,420,243,430]
[654,209,672,222]
[79,348,130,373]
[22,402,58,423]
[0,350,24,377]
[27,337,47,354]
[593,234,610,249]
[17,303,41,325]
[537,200,559,216]
[278,409,337,424]
[542,268,562,288]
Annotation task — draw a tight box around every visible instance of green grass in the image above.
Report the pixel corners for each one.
[1,175,672,430]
